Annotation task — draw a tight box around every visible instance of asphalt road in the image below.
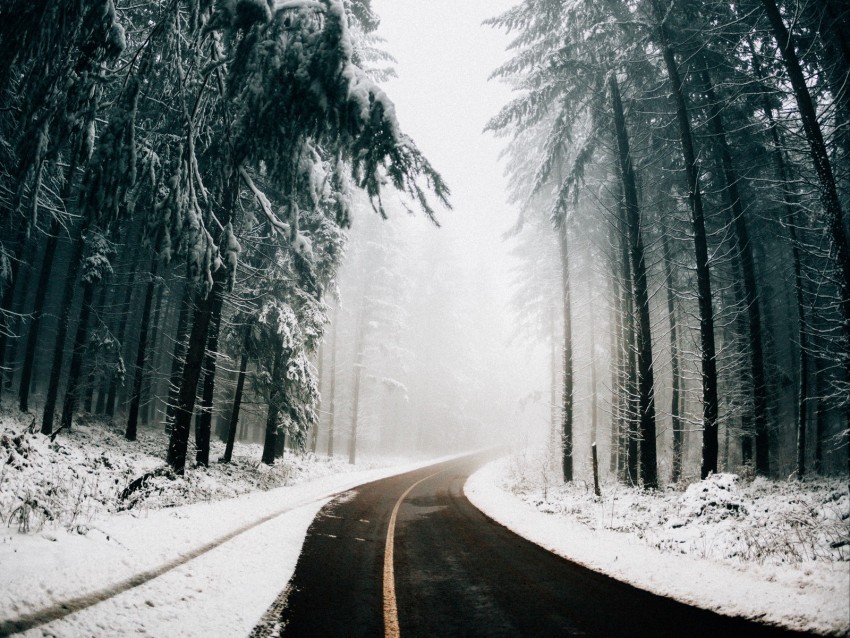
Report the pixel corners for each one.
[268,453,809,638]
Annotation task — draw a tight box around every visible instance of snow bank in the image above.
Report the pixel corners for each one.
[465,456,849,636]
[0,412,462,636]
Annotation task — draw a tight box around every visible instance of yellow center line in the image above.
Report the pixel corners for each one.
[383,467,449,638]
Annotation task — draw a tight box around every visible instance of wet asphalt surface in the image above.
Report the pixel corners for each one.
[268,453,810,638]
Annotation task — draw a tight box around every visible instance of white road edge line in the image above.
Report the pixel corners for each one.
[382,467,449,638]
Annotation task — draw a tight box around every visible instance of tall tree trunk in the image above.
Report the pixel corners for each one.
[700,67,770,475]
[590,297,598,448]
[311,342,323,454]
[164,281,192,432]
[19,156,80,413]
[806,0,850,118]
[83,283,109,413]
[619,198,639,485]
[610,73,658,488]
[654,10,720,478]
[261,347,284,466]
[662,232,683,483]
[2,240,36,393]
[0,215,32,404]
[140,278,166,425]
[349,287,370,466]
[609,222,624,476]
[762,0,850,474]
[194,286,224,467]
[58,276,96,433]
[275,427,286,459]
[126,257,158,441]
[551,302,562,465]
[327,300,339,457]
[104,240,142,417]
[167,270,225,474]
[41,229,86,435]
[349,340,364,466]
[18,217,60,413]
[221,345,249,464]
[813,341,828,475]
[558,219,574,482]
[731,273,755,467]
[751,42,811,478]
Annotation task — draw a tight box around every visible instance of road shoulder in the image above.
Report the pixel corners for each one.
[464,457,849,636]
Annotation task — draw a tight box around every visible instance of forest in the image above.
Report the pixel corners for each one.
[489,0,850,485]
[0,0,848,492]
[0,0,458,476]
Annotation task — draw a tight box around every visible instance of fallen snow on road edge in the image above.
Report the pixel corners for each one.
[464,457,849,636]
[1,453,465,637]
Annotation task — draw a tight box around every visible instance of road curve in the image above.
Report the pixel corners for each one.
[266,452,810,638]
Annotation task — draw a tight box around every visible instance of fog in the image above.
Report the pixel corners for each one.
[311,0,550,460]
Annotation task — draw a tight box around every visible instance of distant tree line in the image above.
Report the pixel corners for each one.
[0,0,447,474]
[490,0,849,483]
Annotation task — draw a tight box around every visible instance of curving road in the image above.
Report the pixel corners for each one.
[260,453,809,638]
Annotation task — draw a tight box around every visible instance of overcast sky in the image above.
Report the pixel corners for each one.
[366,0,550,442]
[371,0,517,237]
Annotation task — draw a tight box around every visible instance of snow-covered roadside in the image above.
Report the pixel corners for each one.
[465,457,850,636]
[0,455,460,637]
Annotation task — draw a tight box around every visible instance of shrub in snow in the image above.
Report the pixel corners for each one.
[1,412,365,534]
[501,450,849,567]
[680,473,748,522]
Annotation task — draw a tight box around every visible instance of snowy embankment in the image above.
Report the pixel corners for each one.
[465,454,850,636]
[0,412,454,636]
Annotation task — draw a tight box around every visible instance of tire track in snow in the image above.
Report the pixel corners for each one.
[0,491,341,637]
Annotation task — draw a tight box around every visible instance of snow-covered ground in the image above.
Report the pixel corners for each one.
[0,411,457,636]
[465,452,850,636]
[4,408,848,637]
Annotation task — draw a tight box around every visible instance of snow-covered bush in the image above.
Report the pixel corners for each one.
[500,448,850,567]
[0,411,358,534]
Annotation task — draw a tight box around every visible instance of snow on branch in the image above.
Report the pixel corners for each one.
[239,166,289,234]
[239,166,314,260]
[273,1,325,11]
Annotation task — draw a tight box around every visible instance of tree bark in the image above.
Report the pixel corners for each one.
[618,197,639,485]
[590,297,598,448]
[140,277,166,425]
[762,0,850,474]
[751,41,811,478]
[2,237,35,393]
[167,272,224,474]
[103,266,137,417]
[609,73,658,488]
[662,232,683,483]
[261,346,284,466]
[552,302,562,465]
[41,230,86,435]
[0,215,31,404]
[609,222,624,476]
[194,285,225,466]
[349,351,363,465]
[558,219,574,482]
[311,342,323,454]
[813,340,827,475]
[164,281,192,432]
[327,300,339,457]
[18,217,60,413]
[20,156,80,414]
[58,276,96,433]
[125,257,158,441]
[83,283,109,413]
[700,67,771,475]
[221,346,249,464]
[654,11,720,478]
